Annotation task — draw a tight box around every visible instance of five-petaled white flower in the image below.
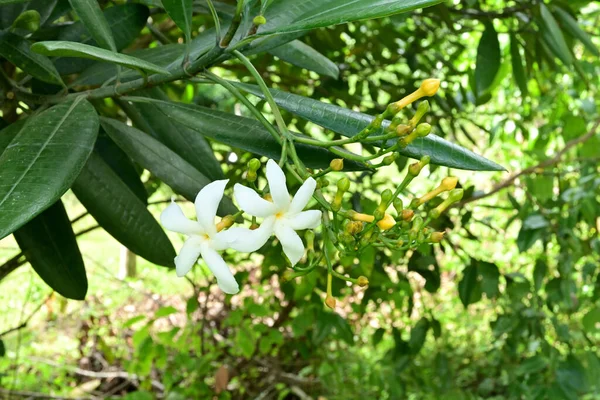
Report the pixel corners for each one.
[234,159,322,267]
[160,179,271,294]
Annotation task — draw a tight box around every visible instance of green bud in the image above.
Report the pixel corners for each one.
[393,197,403,213]
[415,123,432,137]
[337,177,350,192]
[247,170,257,182]
[317,177,329,189]
[305,230,315,250]
[12,10,40,33]
[411,215,424,231]
[373,209,385,221]
[330,158,344,171]
[381,189,393,203]
[253,15,267,25]
[248,158,261,171]
[339,232,354,244]
[410,100,430,125]
[448,188,464,202]
[383,154,396,165]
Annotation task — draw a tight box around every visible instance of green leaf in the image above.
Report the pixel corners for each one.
[31,41,170,75]
[408,317,429,354]
[27,0,60,25]
[68,0,116,51]
[478,261,500,299]
[258,0,443,35]
[100,117,235,215]
[71,152,176,267]
[124,88,225,181]
[0,32,63,85]
[55,3,149,75]
[582,307,600,333]
[0,0,28,4]
[270,40,339,79]
[0,339,5,357]
[474,21,500,99]
[234,83,505,171]
[161,0,193,42]
[458,263,481,308]
[154,306,178,318]
[11,10,41,34]
[539,3,573,66]
[510,33,528,96]
[124,98,365,170]
[14,200,88,300]
[0,99,99,240]
[553,6,599,57]
[533,260,547,292]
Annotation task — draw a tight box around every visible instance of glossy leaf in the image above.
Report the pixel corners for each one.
[234,83,505,171]
[0,32,63,85]
[32,41,170,75]
[68,0,116,51]
[458,263,481,308]
[27,0,59,25]
[553,6,599,57]
[270,40,339,79]
[258,0,443,35]
[510,33,528,96]
[100,117,236,215]
[0,99,99,240]
[161,0,193,42]
[123,98,365,171]
[72,152,176,267]
[123,88,225,181]
[14,200,88,300]
[474,21,500,99]
[539,3,572,66]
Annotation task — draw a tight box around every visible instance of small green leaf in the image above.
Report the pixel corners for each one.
[510,33,528,96]
[68,0,116,51]
[100,117,236,215]
[71,152,176,267]
[32,41,170,75]
[408,317,430,354]
[11,10,41,33]
[154,306,178,318]
[0,99,99,240]
[161,0,193,42]
[270,40,339,79]
[233,83,505,171]
[553,6,599,57]
[458,263,481,308]
[14,200,88,300]
[0,339,5,357]
[474,21,501,99]
[0,32,63,85]
[539,3,573,66]
[533,260,547,292]
[582,307,600,333]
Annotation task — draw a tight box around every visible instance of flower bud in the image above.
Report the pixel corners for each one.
[330,158,344,171]
[401,209,414,222]
[373,209,384,221]
[396,124,411,137]
[337,177,350,192]
[383,154,396,165]
[250,222,260,230]
[248,158,261,171]
[247,170,257,182]
[339,232,355,244]
[415,176,458,207]
[409,101,430,126]
[420,78,440,96]
[350,212,375,223]
[415,123,432,137]
[408,155,430,177]
[281,270,294,283]
[216,215,235,232]
[345,221,363,235]
[393,197,403,213]
[380,189,393,203]
[325,295,336,309]
[317,177,329,189]
[430,231,445,243]
[376,213,396,231]
[441,177,458,191]
[305,230,315,251]
[411,215,424,232]
[431,188,464,218]
[253,15,267,25]
[357,276,369,287]
[12,10,40,33]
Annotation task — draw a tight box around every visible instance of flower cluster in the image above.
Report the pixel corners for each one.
[161,160,322,294]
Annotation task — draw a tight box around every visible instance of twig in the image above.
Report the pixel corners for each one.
[0,292,53,338]
[0,389,91,400]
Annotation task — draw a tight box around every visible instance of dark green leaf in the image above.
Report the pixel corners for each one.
[14,200,88,300]
[0,32,63,85]
[124,88,225,181]
[478,261,500,299]
[533,260,547,292]
[32,41,170,74]
[372,328,385,346]
[100,117,235,215]
[68,0,116,51]
[0,0,28,4]
[539,3,573,66]
[458,263,480,308]
[161,0,193,42]
[408,317,429,354]
[258,0,443,35]
[124,98,365,170]
[270,40,339,79]
[582,307,600,333]
[71,152,176,267]
[510,33,528,96]
[234,83,505,171]
[474,21,500,99]
[0,99,99,240]
[553,6,599,57]
[516,227,544,252]
[0,339,5,357]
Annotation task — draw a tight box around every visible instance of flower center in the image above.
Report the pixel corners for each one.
[202,233,210,240]
[275,211,284,219]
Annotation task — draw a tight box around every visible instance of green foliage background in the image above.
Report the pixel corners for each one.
[1,0,599,399]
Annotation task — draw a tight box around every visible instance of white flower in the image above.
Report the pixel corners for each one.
[234,159,322,267]
[160,179,271,294]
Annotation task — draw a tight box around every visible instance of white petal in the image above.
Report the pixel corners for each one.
[195,179,228,235]
[214,216,275,252]
[266,159,290,210]
[174,236,203,277]
[274,222,305,267]
[289,177,316,215]
[287,210,322,230]
[200,244,239,294]
[233,184,277,217]
[161,201,203,236]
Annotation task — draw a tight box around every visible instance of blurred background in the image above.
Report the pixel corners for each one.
[1,0,600,399]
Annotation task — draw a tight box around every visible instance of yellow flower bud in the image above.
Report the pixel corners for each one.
[351,212,375,223]
[441,177,458,191]
[357,276,369,287]
[325,295,336,309]
[330,158,344,171]
[401,209,414,222]
[253,15,267,25]
[346,221,364,235]
[376,213,395,231]
[420,78,440,96]
[430,231,445,243]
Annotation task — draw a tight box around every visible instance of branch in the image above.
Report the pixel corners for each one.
[459,120,600,206]
[448,3,532,19]
[0,389,90,400]
[0,292,52,338]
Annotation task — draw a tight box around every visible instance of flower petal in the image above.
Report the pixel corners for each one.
[289,177,316,215]
[200,244,239,294]
[174,236,203,277]
[234,184,277,217]
[266,159,290,210]
[214,216,275,252]
[195,179,228,235]
[161,200,203,236]
[287,210,322,230]
[274,222,305,267]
